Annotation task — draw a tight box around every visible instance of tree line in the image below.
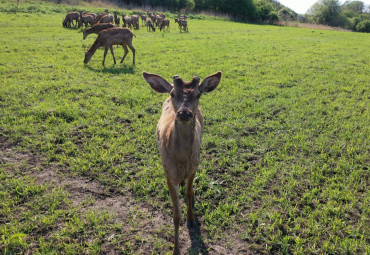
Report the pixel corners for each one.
[115,0,297,23]
[306,0,370,32]
[86,0,370,32]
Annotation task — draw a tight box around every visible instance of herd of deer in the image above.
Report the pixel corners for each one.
[62,9,188,32]
[63,8,220,255]
[63,9,188,66]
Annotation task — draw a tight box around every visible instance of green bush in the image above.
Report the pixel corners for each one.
[356,19,370,32]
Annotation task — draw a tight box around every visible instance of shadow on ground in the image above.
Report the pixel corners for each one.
[84,63,136,74]
[188,217,209,254]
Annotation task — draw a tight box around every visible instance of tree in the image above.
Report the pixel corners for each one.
[307,0,342,26]
[342,0,365,13]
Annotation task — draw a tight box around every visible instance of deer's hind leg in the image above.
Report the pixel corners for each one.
[120,44,129,64]
[127,41,136,65]
[110,46,116,64]
[167,180,181,255]
[102,47,109,66]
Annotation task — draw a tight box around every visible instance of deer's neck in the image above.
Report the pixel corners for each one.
[173,118,197,162]
[87,39,102,55]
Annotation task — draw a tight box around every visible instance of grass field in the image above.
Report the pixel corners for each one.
[0,1,369,254]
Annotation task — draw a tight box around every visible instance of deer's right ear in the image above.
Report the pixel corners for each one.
[142,72,173,93]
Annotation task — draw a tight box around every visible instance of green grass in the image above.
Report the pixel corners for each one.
[0,1,369,254]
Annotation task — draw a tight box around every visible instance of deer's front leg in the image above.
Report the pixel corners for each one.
[167,179,181,255]
[186,173,196,227]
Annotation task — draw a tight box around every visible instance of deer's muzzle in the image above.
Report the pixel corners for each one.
[177,109,193,123]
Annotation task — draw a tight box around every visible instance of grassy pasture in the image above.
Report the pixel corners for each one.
[0,1,369,254]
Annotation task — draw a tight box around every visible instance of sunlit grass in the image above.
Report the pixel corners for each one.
[0,1,369,254]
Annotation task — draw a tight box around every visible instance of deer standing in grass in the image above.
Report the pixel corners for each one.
[84,27,135,66]
[142,71,222,255]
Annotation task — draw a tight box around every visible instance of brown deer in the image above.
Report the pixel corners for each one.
[142,71,222,255]
[146,19,155,32]
[131,14,140,29]
[63,11,80,27]
[122,14,132,29]
[140,13,147,26]
[82,23,116,40]
[78,13,95,28]
[98,14,114,24]
[84,27,135,66]
[160,19,170,31]
[175,18,188,32]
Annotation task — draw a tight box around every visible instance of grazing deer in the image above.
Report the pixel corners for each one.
[146,19,155,32]
[160,19,170,31]
[142,71,222,255]
[63,11,80,27]
[84,27,135,66]
[83,23,116,40]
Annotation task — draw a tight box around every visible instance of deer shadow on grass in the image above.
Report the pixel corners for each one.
[187,216,209,254]
[84,64,136,74]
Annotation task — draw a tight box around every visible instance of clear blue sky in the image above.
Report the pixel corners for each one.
[278,0,370,14]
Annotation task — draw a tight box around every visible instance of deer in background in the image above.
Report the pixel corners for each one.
[82,23,116,40]
[142,71,222,255]
[84,27,135,66]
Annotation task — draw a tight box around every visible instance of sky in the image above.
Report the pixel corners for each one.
[277,0,370,14]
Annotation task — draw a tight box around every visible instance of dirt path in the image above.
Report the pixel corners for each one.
[0,136,251,254]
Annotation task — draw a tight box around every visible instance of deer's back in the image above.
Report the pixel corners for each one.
[98,28,134,46]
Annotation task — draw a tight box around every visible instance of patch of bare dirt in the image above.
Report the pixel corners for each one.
[0,135,252,254]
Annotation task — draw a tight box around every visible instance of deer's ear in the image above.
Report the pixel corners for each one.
[142,72,173,93]
[199,71,222,93]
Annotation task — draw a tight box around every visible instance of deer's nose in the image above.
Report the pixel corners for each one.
[177,109,193,122]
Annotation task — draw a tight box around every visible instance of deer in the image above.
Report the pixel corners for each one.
[146,18,155,32]
[98,14,114,24]
[122,14,132,29]
[160,19,170,31]
[78,12,95,28]
[140,13,147,26]
[131,14,140,29]
[142,71,222,255]
[84,27,136,66]
[175,18,188,32]
[63,11,80,27]
[155,14,163,27]
[114,12,120,26]
[82,23,116,40]
[95,10,108,24]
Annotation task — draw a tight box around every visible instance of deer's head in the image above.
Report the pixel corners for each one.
[143,72,222,124]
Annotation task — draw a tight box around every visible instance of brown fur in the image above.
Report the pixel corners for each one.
[140,14,147,26]
[63,12,79,28]
[98,14,113,24]
[146,19,155,32]
[142,72,222,255]
[175,18,188,32]
[84,27,136,66]
[122,15,132,29]
[95,11,108,24]
[131,15,140,29]
[78,14,94,28]
[83,23,116,40]
[160,19,170,31]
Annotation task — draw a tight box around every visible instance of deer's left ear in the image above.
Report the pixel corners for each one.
[199,71,222,93]
[142,72,173,93]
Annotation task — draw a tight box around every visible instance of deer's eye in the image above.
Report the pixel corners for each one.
[196,93,201,99]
